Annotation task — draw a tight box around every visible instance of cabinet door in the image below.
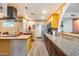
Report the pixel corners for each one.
[47,38,51,55]
[0,40,10,56]
[44,35,50,56]
[7,7,13,18]
[54,44,66,56]
[7,7,17,18]
[50,41,56,56]
[11,40,27,56]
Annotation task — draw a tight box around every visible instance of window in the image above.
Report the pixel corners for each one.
[3,20,14,27]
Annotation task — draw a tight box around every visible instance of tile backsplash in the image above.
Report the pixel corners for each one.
[0,20,23,35]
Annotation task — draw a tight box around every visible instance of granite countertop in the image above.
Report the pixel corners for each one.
[45,33,79,56]
[61,32,79,38]
[0,35,31,40]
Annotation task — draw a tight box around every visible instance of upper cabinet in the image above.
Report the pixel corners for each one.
[7,7,17,18]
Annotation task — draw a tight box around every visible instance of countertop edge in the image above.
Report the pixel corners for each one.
[0,35,32,40]
[44,33,67,55]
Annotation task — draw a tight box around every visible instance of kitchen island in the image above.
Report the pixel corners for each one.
[0,34,32,56]
[44,33,79,56]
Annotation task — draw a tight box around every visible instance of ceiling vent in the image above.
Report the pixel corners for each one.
[71,14,75,17]
[31,13,35,15]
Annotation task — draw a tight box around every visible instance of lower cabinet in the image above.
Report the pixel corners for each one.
[50,41,56,56]
[44,35,51,55]
[0,36,32,56]
[11,40,27,56]
[44,34,66,56]
[0,40,10,56]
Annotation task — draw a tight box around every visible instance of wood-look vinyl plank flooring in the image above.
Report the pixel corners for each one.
[29,38,49,56]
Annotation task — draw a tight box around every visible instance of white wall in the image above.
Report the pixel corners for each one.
[2,3,7,17]
[62,18,73,32]
[0,3,7,17]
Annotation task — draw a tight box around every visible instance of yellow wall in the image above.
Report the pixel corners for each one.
[50,14,60,28]
[47,4,65,28]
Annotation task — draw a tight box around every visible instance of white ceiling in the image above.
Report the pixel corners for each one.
[8,3,62,20]
[63,3,79,19]
[66,3,79,13]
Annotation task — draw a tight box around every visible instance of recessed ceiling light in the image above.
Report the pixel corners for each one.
[43,10,46,14]
[41,16,44,19]
[0,13,3,18]
[25,15,28,19]
[28,17,32,20]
